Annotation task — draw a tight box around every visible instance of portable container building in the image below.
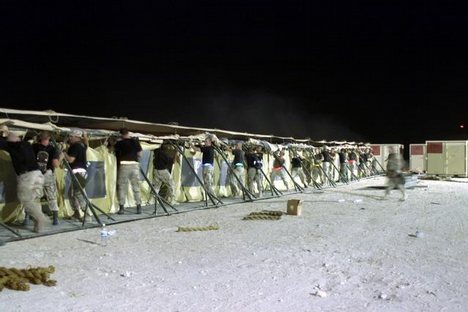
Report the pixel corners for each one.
[426,140,468,177]
[370,143,403,172]
[409,144,426,173]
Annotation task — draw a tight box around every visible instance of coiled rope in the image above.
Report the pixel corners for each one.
[0,265,57,291]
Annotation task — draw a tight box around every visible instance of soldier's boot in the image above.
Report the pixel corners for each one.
[136,204,142,214]
[118,205,125,215]
[52,211,59,225]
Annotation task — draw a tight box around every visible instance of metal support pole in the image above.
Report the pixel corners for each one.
[212,145,255,201]
[271,152,304,192]
[139,167,177,215]
[170,141,223,206]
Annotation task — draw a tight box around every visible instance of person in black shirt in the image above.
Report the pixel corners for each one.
[312,147,324,185]
[32,131,61,225]
[245,146,264,198]
[63,129,88,221]
[114,128,143,214]
[338,148,349,182]
[359,147,368,176]
[290,151,308,188]
[0,131,48,233]
[270,150,289,190]
[153,142,178,204]
[194,136,216,196]
[348,148,358,181]
[228,142,245,197]
[321,146,335,184]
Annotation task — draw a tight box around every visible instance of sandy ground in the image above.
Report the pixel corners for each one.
[1,176,468,312]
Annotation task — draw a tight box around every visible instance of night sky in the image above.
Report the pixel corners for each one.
[2,1,468,145]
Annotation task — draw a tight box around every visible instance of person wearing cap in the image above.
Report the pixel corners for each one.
[63,129,88,221]
[312,147,324,185]
[0,129,48,233]
[114,128,143,214]
[32,131,61,225]
[270,149,289,190]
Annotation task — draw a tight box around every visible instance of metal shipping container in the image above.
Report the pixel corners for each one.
[426,140,468,177]
[409,144,426,173]
[370,143,403,172]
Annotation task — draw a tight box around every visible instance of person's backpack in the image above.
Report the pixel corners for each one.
[37,150,49,174]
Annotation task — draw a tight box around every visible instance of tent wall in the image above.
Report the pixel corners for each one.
[54,145,116,218]
[409,144,426,173]
[0,151,22,222]
[0,142,163,223]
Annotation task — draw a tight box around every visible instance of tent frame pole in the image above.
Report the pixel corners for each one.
[51,137,114,226]
[170,141,223,207]
[271,151,304,192]
[0,222,22,237]
[212,145,255,201]
[302,149,323,190]
[139,167,178,215]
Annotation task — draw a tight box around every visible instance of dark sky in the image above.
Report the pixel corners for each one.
[1,1,468,144]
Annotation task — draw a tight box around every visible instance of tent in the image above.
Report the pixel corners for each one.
[0,107,387,224]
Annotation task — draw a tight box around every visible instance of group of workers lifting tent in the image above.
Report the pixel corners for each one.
[0,122,385,234]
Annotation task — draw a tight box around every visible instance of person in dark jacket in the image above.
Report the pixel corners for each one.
[290,151,308,188]
[63,129,89,221]
[0,129,48,233]
[114,128,143,214]
[245,146,264,198]
[153,142,178,204]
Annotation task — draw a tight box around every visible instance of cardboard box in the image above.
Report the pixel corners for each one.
[287,199,302,216]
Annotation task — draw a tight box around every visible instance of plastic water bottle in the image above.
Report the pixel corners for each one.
[100,224,109,246]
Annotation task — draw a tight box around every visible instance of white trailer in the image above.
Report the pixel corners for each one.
[370,143,403,172]
[426,140,468,177]
[409,144,426,173]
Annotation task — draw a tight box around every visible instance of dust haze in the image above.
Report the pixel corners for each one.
[180,91,367,142]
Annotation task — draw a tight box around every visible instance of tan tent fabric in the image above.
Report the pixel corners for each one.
[0,150,22,222]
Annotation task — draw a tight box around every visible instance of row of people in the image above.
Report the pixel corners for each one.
[0,125,383,232]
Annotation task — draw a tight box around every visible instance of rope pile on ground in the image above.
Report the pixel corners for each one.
[177,224,220,232]
[0,265,57,291]
[243,210,284,220]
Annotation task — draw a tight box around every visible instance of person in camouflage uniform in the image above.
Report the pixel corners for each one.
[383,149,407,201]
[32,131,61,225]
